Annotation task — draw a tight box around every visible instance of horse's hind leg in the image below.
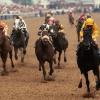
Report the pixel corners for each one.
[14,47,18,60]
[1,53,8,75]
[9,51,17,72]
[9,51,14,68]
[20,48,26,63]
[64,49,67,62]
[84,73,90,95]
[93,67,100,90]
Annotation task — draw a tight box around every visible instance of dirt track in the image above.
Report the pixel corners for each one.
[0,13,100,100]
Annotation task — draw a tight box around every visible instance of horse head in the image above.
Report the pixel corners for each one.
[41,35,51,47]
[82,27,93,50]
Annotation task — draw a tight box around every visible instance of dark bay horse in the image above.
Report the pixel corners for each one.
[68,13,74,26]
[0,28,15,75]
[11,28,27,62]
[50,25,68,67]
[76,19,84,42]
[77,28,100,96]
[35,34,55,81]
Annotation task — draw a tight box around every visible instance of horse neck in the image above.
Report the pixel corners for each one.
[0,36,6,48]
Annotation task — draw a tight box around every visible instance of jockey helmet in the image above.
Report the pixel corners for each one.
[86,13,91,18]
[85,18,94,26]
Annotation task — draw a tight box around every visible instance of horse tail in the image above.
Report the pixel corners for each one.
[78,74,82,88]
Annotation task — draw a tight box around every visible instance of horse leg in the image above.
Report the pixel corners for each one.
[53,50,57,64]
[20,48,24,63]
[1,53,8,75]
[77,32,80,42]
[93,67,100,90]
[14,47,18,60]
[58,51,62,67]
[41,62,46,80]
[49,61,54,76]
[9,51,17,72]
[39,63,41,71]
[84,73,90,95]
[64,49,67,62]
[9,51,14,68]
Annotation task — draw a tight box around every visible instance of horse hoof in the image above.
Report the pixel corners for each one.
[46,75,55,81]
[64,58,67,62]
[11,68,18,72]
[23,50,26,55]
[21,58,24,63]
[15,56,18,60]
[41,80,48,83]
[1,71,9,76]
[82,92,95,98]
[39,68,41,71]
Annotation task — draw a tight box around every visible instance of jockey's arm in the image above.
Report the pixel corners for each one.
[79,22,86,41]
[92,23,99,41]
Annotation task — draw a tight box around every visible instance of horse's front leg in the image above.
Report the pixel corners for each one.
[93,67,100,90]
[84,72,90,95]
[9,51,14,68]
[1,53,8,75]
[49,60,54,76]
[41,62,46,81]
[58,51,62,67]
[14,47,18,60]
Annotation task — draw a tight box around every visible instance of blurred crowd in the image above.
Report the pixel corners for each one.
[0,3,43,14]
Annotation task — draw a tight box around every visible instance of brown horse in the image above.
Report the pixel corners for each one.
[35,34,55,81]
[11,28,27,62]
[68,13,74,25]
[0,28,15,75]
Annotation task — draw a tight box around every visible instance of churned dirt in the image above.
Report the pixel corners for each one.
[0,13,100,100]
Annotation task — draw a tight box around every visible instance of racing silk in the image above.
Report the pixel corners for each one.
[0,21,8,36]
[39,23,50,31]
[18,19,27,29]
[80,21,99,41]
[54,24,64,33]
[13,19,27,30]
[48,17,55,25]
[38,24,50,36]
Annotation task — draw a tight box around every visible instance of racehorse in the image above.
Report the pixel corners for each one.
[76,28,100,96]
[49,25,68,67]
[76,18,84,42]
[35,32,55,81]
[68,13,74,25]
[0,28,15,75]
[11,28,28,62]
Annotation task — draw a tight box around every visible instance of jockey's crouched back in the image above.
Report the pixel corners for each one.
[11,16,29,46]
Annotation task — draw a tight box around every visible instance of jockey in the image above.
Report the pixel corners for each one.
[78,14,86,23]
[12,15,29,38]
[0,21,8,37]
[54,20,64,33]
[12,16,29,38]
[11,15,29,46]
[47,12,56,26]
[80,18,99,42]
[38,21,50,36]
